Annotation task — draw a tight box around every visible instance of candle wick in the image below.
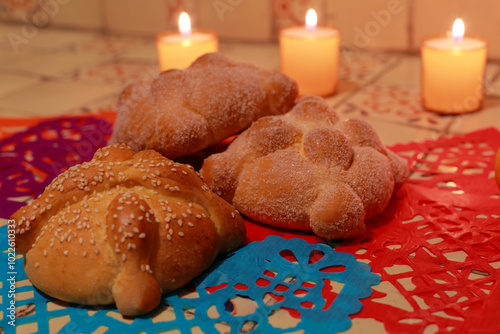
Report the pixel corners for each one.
[452,35,463,43]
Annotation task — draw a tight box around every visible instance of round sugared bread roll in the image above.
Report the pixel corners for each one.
[200,95,409,240]
[111,52,298,159]
[11,144,245,316]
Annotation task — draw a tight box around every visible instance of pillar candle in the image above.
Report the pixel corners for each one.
[421,19,488,113]
[279,9,341,97]
[156,12,218,71]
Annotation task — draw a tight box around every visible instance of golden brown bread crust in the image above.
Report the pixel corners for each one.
[200,95,409,240]
[110,52,298,159]
[11,144,245,316]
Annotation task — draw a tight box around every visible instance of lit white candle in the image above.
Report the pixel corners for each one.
[421,18,488,113]
[156,12,218,71]
[279,9,341,97]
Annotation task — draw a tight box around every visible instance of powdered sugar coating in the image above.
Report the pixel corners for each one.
[200,95,409,240]
[111,53,298,159]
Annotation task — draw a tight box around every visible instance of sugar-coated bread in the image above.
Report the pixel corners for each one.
[11,144,245,316]
[200,95,409,240]
[110,53,298,159]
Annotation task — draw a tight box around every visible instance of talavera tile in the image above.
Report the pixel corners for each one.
[0,81,121,116]
[344,114,442,146]
[0,49,112,78]
[3,25,97,55]
[0,73,39,98]
[197,0,273,42]
[335,82,454,131]
[103,0,169,35]
[49,0,103,30]
[326,0,411,51]
[447,97,500,135]
[71,60,159,86]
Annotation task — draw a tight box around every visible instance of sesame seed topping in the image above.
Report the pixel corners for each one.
[139,233,146,239]
[63,250,68,256]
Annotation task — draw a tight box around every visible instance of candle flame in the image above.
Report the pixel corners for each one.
[305,9,317,31]
[178,12,191,37]
[452,18,464,43]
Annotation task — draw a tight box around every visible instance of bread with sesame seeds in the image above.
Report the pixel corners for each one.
[200,95,409,240]
[11,144,245,316]
[110,52,298,159]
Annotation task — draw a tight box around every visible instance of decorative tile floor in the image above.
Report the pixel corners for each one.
[2,22,499,146]
[1,22,500,334]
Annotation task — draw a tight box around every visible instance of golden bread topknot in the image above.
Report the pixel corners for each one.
[11,144,246,316]
[200,95,409,240]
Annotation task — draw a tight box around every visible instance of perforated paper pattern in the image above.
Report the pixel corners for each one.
[337,128,500,334]
[0,230,379,333]
[246,127,500,333]
[0,116,379,333]
[1,115,500,334]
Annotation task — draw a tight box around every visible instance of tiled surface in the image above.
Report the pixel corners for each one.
[0,22,499,147]
[1,22,500,334]
[49,0,103,30]
[2,1,500,60]
[326,0,411,51]
[198,0,273,42]
[102,0,169,35]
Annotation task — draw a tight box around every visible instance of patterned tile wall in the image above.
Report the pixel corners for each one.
[1,0,499,59]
